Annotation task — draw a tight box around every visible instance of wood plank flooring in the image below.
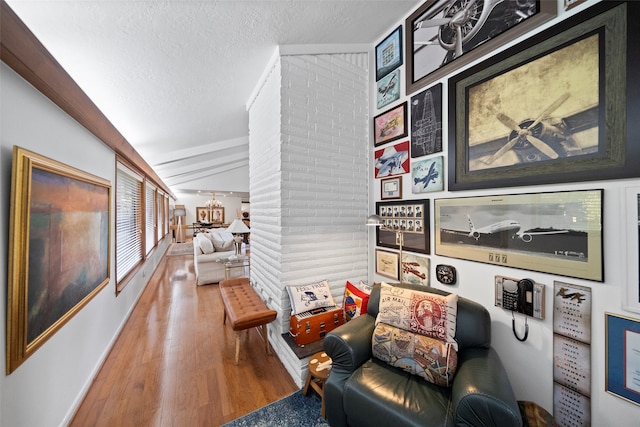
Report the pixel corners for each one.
[69,247,297,427]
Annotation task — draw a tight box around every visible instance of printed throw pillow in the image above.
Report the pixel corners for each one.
[376,282,458,349]
[343,281,372,321]
[372,322,458,387]
[287,280,337,315]
[197,234,215,254]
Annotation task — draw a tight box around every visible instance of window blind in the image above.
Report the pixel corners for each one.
[145,183,156,255]
[116,164,143,282]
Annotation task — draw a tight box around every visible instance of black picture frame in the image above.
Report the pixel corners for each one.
[434,189,603,282]
[376,199,430,255]
[406,0,556,94]
[376,25,403,81]
[410,83,443,157]
[448,1,640,191]
[373,102,408,147]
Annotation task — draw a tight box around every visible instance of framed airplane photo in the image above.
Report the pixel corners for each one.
[406,0,556,94]
[434,189,603,281]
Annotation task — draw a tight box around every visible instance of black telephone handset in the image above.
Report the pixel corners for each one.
[517,279,534,316]
[513,279,535,342]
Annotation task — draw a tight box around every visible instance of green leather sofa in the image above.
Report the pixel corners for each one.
[324,282,522,427]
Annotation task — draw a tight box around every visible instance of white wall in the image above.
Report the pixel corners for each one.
[0,64,169,427]
[248,52,370,386]
[369,0,640,425]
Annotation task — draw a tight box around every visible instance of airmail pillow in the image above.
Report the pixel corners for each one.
[376,282,458,349]
[372,322,458,387]
[343,281,372,321]
[287,280,336,315]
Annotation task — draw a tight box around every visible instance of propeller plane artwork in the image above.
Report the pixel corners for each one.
[412,0,537,67]
[413,161,439,190]
[468,96,599,169]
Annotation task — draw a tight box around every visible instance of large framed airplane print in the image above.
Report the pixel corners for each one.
[448,1,640,191]
[434,190,603,281]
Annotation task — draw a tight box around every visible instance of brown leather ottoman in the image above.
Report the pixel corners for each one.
[219,278,277,364]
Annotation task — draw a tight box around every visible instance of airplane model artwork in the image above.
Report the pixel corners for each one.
[403,261,427,280]
[486,93,578,165]
[467,214,520,240]
[378,73,397,98]
[375,149,409,178]
[440,213,589,259]
[414,161,439,189]
[413,0,537,65]
[469,95,599,169]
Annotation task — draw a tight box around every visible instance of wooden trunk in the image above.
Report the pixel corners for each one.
[289,306,344,346]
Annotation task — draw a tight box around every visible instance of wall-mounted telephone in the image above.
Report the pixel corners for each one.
[495,276,544,320]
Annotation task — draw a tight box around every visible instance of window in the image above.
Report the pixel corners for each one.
[116,162,143,285]
[145,182,156,255]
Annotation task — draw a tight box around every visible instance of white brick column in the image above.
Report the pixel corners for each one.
[248,52,369,385]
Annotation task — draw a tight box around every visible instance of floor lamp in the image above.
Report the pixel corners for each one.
[366,214,405,282]
[174,207,186,243]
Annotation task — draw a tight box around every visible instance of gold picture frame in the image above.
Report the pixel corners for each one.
[6,147,111,373]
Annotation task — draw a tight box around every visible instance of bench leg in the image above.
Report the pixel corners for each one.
[235,332,240,365]
[260,324,271,356]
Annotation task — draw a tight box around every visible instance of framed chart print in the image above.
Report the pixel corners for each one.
[605,312,640,407]
[434,189,603,281]
[448,1,640,190]
[376,26,403,81]
[381,176,402,200]
[410,83,442,157]
[376,249,399,280]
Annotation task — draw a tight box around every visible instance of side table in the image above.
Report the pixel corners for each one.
[217,255,250,280]
[302,351,332,419]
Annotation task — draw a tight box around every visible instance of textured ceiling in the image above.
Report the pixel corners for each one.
[6,0,420,199]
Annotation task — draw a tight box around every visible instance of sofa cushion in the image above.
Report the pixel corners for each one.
[286,279,336,315]
[196,234,215,254]
[208,230,235,251]
[372,322,458,387]
[343,281,372,321]
[344,358,451,426]
[377,282,458,349]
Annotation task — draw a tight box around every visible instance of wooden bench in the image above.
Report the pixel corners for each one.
[219,278,277,364]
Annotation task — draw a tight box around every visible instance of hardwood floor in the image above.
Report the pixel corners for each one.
[69,248,297,427]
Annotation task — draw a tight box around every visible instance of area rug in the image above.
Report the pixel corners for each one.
[222,390,328,427]
[166,242,193,256]
[281,333,325,359]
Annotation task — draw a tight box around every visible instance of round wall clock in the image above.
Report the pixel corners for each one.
[436,264,457,285]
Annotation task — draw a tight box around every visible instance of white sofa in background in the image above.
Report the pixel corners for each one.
[193,228,246,286]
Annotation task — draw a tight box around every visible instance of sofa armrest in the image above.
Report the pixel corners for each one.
[324,314,375,373]
[323,314,375,427]
[451,347,523,427]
